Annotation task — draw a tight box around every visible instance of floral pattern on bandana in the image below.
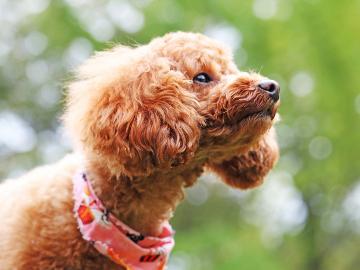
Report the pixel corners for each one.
[73,172,175,270]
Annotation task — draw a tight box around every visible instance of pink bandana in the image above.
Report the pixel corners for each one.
[73,172,175,270]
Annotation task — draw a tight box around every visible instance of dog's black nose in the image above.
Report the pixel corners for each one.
[258,80,280,101]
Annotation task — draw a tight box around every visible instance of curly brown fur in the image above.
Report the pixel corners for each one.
[0,32,280,270]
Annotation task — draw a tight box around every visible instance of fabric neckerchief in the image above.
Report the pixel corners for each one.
[73,172,175,270]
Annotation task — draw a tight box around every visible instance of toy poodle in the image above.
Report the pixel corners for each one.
[0,32,280,270]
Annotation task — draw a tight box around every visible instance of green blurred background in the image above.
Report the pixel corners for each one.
[0,0,359,269]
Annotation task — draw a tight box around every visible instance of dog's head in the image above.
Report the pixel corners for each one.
[64,32,279,188]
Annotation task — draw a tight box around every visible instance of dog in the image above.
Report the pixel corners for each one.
[0,32,280,270]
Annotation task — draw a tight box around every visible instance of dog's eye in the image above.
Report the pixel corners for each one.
[193,73,212,84]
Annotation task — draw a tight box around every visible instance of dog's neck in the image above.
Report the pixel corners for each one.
[83,159,203,236]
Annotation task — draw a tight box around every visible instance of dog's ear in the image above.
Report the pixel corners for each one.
[206,128,279,189]
[64,46,203,176]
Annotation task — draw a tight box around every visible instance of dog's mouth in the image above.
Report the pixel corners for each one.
[236,101,280,124]
[202,101,280,130]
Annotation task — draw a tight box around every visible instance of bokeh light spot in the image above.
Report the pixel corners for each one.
[63,38,93,68]
[308,136,332,160]
[290,71,314,97]
[24,0,50,14]
[204,23,242,51]
[243,171,308,244]
[186,181,209,206]
[343,181,360,234]
[88,17,115,42]
[293,115,317,138]
[355,94,360,114]
[106,0,145,33]
[253,0,278,20]
[26,59,49,85]
[0,111,37,153]
[23,31,48,57]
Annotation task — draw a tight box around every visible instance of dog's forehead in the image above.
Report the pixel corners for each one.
[150,32,236,75]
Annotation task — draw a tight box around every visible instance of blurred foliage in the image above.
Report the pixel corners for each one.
[0,0,360,269]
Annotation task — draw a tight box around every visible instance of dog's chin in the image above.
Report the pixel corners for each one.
[234,113,273,138]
